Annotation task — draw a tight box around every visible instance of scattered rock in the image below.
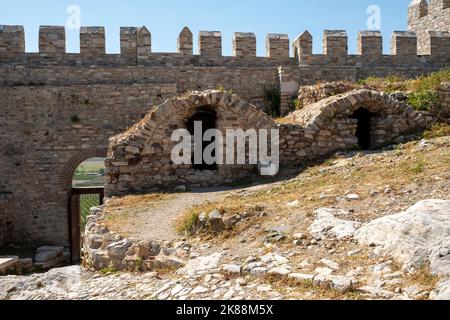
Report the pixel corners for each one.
[222,264,241,275]
[346,194,360,200]
[314,274,356,293]
[347,249,363,257]
[250,267,268,276]
[174,185,187,192]
[0,256,19,273]
[309,208,360,240]
[320,259,340,270]
[315,267,334,276]
[357,286,395,299]
[208,210,225,232]
[288,273,314,282]
[178,253,223,276]
[191,286,209,294]
[34,250,58,263]
[269,267,291,277]
[287,200,300,208]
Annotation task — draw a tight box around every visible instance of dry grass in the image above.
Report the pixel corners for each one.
[406,266,441,296]
[107,193,172,209]
[263,274,362,300]
[104,193,174,230]
[178,136,450,238]
[423,121,450,140]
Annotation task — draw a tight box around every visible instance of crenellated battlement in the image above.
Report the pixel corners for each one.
[292,29,449,67]
[0,24,449,68]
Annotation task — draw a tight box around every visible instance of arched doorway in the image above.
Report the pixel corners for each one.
[350,107,377,150]
[59,148,107,264]
[187,108,218,171]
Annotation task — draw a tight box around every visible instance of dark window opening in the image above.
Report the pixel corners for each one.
[350,107,377,150]
[187,108,218,171]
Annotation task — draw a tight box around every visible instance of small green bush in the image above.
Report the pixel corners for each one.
[409,69,450,93]
[407,90,439,111]
[177,211,200,235]
[293,98,303,110]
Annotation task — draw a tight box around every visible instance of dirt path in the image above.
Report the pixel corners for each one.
[113,187,234,242]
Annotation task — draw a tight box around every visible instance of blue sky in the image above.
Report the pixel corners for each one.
[0,0,412,55]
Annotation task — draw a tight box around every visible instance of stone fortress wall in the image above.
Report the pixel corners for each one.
[408,0,450,55]
[0,0,449,250]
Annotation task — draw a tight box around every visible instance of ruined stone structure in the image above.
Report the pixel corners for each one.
[0,1,449,255]
[106,91,277,195]
[106,89,433,197]
[408,0,450,54]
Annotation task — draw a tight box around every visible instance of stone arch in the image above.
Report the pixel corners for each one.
[106,90,277,195]
[58,148,108,191]
[290,89,433,154]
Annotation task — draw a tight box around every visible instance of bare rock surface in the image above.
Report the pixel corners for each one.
[355,199,450,273]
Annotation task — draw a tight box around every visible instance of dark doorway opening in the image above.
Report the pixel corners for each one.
[69,187,104,264]
[187,108,218,171]
[350,107,377,150]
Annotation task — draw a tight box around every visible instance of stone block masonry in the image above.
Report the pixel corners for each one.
[408,0,450,54]
[39,26,65,54]
[0,193,14,247]
[80,27,105,58]
[233,33,257,58]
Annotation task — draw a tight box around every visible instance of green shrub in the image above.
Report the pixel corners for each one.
[293,98,303,110]
[407,90,439,111]
[177,211,200,235]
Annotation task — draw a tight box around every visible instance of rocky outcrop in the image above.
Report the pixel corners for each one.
[355,199,450,300]
[355,200,450,273]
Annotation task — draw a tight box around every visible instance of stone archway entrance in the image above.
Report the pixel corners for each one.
[59,148,107,264]
[350,107,377,150]
[187,107,218,171]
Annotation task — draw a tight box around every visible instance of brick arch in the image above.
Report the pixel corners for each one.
[58,148,108,191]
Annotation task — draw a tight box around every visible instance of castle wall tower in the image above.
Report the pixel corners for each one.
[408,0,450,54]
